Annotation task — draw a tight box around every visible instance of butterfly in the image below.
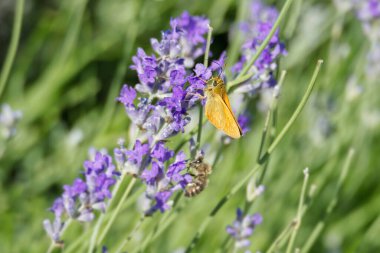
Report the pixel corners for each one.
[204,76,242,139]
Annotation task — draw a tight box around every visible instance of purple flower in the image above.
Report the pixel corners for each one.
[44,149,119,243]
[166,152,187,182]
[117,85,136,106]
[125,140,150,167]
[119,12,210,139]
[356,0,380,22]
[115,12,212,215]
[141,162,164,185]
[153,190,173,212]
[226,208,263,250]
[347,1,380,79]
[231,0,286,93]
[151,142,175,163]
[238,113,252,135]
[43,217,64,244]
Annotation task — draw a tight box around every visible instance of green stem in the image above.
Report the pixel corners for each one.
[196,25,213,155]
[227,73,254,93]
[184,60,323,253]
[87,172,131,253]
[267,222,294,253]
[285,169,310,253]
[257,71,286,184]
[262,60,323,160]
[97,24,138,135]
[284,0,303,38]
[256,71,286,164]
[64,186,144,253]
[232,0,294,82]
[301,148,355,253]
[115,216,145,253]
[0,0,24,98]
[95,177,137,247]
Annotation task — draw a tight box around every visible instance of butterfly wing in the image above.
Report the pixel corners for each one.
[205,93,242,139]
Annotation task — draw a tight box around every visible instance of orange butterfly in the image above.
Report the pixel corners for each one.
[204,76,242,139]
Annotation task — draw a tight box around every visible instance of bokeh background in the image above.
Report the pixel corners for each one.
[1,0,379,252]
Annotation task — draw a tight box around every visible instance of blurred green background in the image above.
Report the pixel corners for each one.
[1,0,379,252]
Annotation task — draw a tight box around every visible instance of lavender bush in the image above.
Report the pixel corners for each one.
[0,0,378,252]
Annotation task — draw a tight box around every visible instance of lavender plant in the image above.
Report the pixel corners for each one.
[43,150,119,245]
[42,1,325,252]
[44,11,215,250]
[226,209,263,252]
[1,0,377,252]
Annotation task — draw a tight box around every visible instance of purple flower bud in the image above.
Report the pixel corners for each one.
[238,113,252,135]
[226,208,263,250]
[231,0,286,93]
[117,85,136,106]
[43,217,64,243]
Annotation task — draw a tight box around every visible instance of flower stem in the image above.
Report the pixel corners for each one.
[285,168,310,253]
[0,0,24,98]
[96,177,137,247]
[196,25,213,156]
[267,182,317,253]
[87,172,132,253]
[301,148,355,253]
[184,60,323,253]
[232,0,294,82]
[115,216,145,253]
[257,71,286,184]
[64,187,143,253]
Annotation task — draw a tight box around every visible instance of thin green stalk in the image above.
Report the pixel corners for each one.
[115,216,145,253]
[225,0,248,78]
[184,60,323,253]
[233,0,294,81]
[135,200,185,253]
[196,25,213,155]
[267,222,294,253]
[98,23,138,135]
[302,148,355,253]
[227,73,254,92]
[257,71,286,164]
[263,60,323,159]
[64,186,144,253]
[267,182,317,253]
[267,185,317,253]
[257,71,286,184]
[0,0,24,98]
[87,172,132,253]
[96,177,137,247]
[285,168,310,253]
[284,0,303,38]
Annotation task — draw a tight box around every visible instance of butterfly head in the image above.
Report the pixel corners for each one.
[206,76,225,94]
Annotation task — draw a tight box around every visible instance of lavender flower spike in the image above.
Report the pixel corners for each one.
[231,0,286,94]
[226,208,263,251]
[117,12,210,215]
[43,149,119,243]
